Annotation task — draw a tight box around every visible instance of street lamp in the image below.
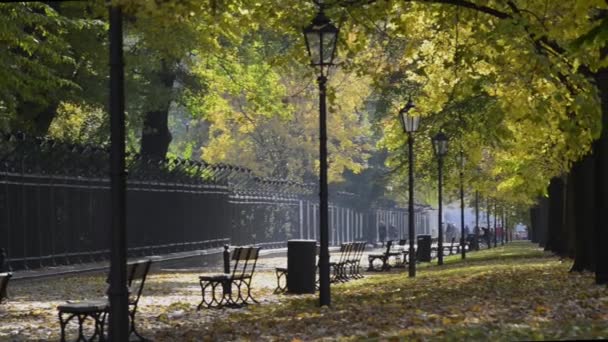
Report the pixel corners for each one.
[303,6,339,307]
[399,99,418,277]
[486,198,492,249]
[493,200,498,248]
[459,151,466,259]
[432,132,448,266]
[501,207,506,245]
[474,190,480,251]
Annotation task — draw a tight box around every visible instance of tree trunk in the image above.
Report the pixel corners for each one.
[15,101,59,136]
[593,67,608,284]
[529,206,538,243]
[546,177,565,255]
[570,156,596,272]
[538,197,549,248]
[140,60,176,159]
[564,172,576,259]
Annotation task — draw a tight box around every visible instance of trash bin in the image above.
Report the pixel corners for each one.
[287,240,317,294]
[416,235,431,262]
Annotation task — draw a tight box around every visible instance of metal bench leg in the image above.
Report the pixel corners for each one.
[198,280,225,310]
[241,280,259,305]
[129,306,147,341]
[382,256,390,270]
[58,312,70,342]
[274,269,287,294]
[354,261,363,278]
[59,310,107,342]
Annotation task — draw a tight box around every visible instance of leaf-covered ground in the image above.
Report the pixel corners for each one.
[1,241,608,341]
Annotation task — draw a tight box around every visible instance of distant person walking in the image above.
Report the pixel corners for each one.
[379,221,387,247]
[389,224,398,240]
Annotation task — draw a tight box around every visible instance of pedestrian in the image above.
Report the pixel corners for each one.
[379,221,387,247]
[389,224,398,240]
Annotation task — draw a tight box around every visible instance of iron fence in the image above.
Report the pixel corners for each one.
[0,133,388,271]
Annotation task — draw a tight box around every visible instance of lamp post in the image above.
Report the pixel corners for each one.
[108,4,129,340]
[399,100,418,277]
[501,208,506,245]
[459,151,466,259]
[475,190,479,251]
[303,6,339,307]
[486,198,491,249]
[504,210,508,243]
[432,132,448,266]
[493,200,498,248]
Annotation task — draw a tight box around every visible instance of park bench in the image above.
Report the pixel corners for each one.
[330,243,353,282]
[57,259,152,342]
[331,242,367,282]
[443,237,459,255]
[0,272,11,304]
[198,246,260,309]
[346,242,366,279]
[392,239,410,268]
[367,240,403,271]
[430,238,439,259]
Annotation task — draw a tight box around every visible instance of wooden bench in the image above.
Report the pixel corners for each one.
[330,242,366,282]
[367,240,403,271]
[392,239,410,268]
[430,238,439,259]
[443,237,459,255]
[57,259,152,342]
[346,242,366,279]
[330,243,353,282]
[198,246,260,309]
[0,272,11,304]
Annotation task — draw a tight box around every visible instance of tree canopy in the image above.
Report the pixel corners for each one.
[2,0,607,216]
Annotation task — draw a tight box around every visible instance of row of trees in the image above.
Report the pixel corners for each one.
[340,0,606,282]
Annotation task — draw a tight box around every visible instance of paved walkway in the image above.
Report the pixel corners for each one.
[9,241,474,281]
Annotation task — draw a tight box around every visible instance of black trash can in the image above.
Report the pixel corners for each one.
[416,235,432,262]
[287,240,317,294]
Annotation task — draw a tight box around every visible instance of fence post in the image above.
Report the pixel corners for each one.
[223,244,230,274]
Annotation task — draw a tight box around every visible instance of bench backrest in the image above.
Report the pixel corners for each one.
[352,242,365,261]
[341,243,354,263]
[230,247,261,280]
[384,240,394,254]
[0,273,11,303]
[126,259,152,308]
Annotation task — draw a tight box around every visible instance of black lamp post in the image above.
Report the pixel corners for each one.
[303,6,339,307]
[486,198,492,249]
[399,99,418,277]
[493,200,498,248]
[108,4,129,340]
[501,207,506,245]
[459,151,466,259]
[432,132,448,266]
[474,190,479,251]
